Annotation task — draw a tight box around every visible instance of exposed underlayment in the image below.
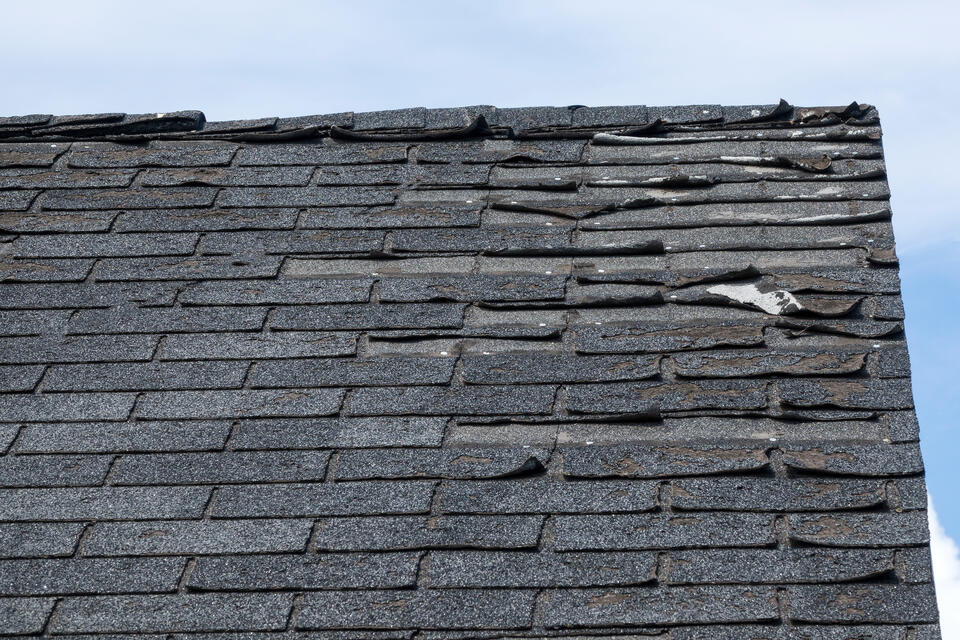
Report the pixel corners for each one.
[0,101,941,637]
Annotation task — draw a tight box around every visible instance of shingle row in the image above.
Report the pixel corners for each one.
[0,477,926,520]
[19,583,933,634]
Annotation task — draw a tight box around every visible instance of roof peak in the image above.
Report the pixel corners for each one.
[0,100,876,144]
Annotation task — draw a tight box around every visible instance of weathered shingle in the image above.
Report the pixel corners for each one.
[311,515,544,551]
[297,589,536,630]
[51,593,293,633]
[85,519,313,556]
[188,552,421,591]
[0,102,936,637]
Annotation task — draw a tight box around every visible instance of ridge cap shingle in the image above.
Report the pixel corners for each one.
[0,100,879,143]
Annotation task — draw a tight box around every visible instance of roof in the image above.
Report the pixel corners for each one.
[0,101,941,637]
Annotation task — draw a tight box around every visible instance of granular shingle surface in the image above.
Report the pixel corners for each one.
[0,101,942,637]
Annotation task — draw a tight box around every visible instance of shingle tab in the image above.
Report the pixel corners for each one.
[203,229,386,254]
[300,203,483,229]
[189,552,420,591]
[574,322,766,354]
[179,279,372,305]
[0,189,39,209]
[379,274,568,302]
[52,593,293,633]
[94,254,283,281]
[0,142,64,168]
[0,557,186,595]
[391,226,571,253]
[666,549,894,584]
[670,477,887,511]
[312,515,544,551]
[348,385,555,416]
[566,379,768,414]
[672,350,867,378]
[0,364,44,391]
[40,186,218,210]
[781,442,923,476]
[0,257,94,283]
[0,454,111,487]
[212,481,436,517]
[462,353,659,384]
[0,392,136,422]
[15,420,231,453]
[160,331,357,360]
[787,511,930,547]
[0,522,85,558]
[111,450,331,485]
[12,232,197,258]
[439,478,657,514]
[562,444,769,478]
[429,550,657,587]
[236,142,407,165]
[140,166,312,187]
[0,597,56,635]
[68,142,237,168]
[297,589,536,630]
[43,361,248,391]
[69,307,266,334]
[113,207,299,232]
[0,281,180,309]
[335,447,549,480]
[779,378,914,409]
[216,186,396,208]
[271,303,466,330]
[251,356,455,388]
[0,425,17,453]
[415,139,585,164]
[85,519,313,556]
[542,586,778,627]
[231,416,446,449]
[137,388,345,419]
[789,584,938,623]
[554,513,775,551]
[0,334,159,363]
[0,486,210,521]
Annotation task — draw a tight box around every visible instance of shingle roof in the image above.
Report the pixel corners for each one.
[0,101,941,637]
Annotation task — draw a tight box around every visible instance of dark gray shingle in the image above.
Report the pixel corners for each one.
[0,102,936,637]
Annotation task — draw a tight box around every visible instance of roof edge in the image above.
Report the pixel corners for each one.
[0,100,878,144]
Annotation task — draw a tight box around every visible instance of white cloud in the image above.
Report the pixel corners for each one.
[929,496,960,638]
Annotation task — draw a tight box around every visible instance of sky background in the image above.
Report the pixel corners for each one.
[2,0,958,630]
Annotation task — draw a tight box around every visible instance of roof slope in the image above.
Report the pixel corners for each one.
[0,102,941,637]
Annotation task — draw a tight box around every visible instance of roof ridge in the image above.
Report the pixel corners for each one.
[0,100,877,144]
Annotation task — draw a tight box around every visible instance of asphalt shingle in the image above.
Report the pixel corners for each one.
[0,102,935,637]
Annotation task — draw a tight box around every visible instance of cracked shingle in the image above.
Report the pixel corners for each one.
[0,102,934,637]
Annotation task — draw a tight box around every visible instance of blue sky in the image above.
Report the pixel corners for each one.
[3,0,959,626]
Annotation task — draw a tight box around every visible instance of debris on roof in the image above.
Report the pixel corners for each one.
[0,101,940,637]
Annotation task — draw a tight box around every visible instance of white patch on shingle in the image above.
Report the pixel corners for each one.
[706,283,802,315]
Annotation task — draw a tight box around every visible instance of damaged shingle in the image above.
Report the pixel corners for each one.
[335,447,548,480]
[0,102,934,637]
[562,444,769,478]
[672,350,866,378]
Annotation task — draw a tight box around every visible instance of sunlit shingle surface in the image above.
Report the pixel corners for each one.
[0,102,941,636]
